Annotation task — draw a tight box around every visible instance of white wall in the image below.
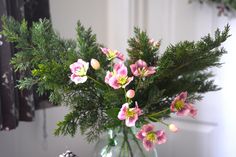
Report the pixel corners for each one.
[0,105,95,157]
[0,0,236,157]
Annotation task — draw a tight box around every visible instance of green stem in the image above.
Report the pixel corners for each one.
[119,139,126,157]
[135,78,142,92]
[146,108,170,117]
[87,75,105,87]
[123,88,128,102]
[123,127,133,157]
[148,116,169,126]
[129,128,146,157]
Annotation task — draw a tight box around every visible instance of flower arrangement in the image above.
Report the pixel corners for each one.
[0,16,230,156]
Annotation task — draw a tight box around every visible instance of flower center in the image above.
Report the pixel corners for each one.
[107,50,116,60]
[146,132,157,142]
[118,76,127,85]
[175,100,185,110]
[138,68,147,77]
[126,109,135,118]
[75,68,86,76]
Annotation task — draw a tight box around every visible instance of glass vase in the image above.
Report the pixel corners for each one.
[93,129,158,157]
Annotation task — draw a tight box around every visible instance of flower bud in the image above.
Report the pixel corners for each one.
[169,124,178,133]
[126,89,135,99]
[90,58,100,70]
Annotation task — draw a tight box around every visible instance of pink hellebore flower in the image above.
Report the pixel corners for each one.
[136,124,167,151]
[149,39,161,48]
[70,59,89,84]
[100,47,125,61]
[105,62,133,89]
[130,59,156,77]
[170,92,197,118]
[118,102,142,127]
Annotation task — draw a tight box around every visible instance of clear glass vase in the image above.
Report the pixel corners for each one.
[93,129,158,157]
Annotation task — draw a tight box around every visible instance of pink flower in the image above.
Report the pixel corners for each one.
[70,59,89,84]
[126,89,135,99]
[149,39,160,48]
[130,59,156,77]
[118,102,142,127]
[136,124,167,151]
[170,92,197,117]
[100,47,125,61]
[105,62,133,89]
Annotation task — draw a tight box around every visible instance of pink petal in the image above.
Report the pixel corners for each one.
[142,124,155,135]
[176,107,190,116]
[117,64,128,76]
[146,66,156,76]
[143,138,154,151]
[105,71,113,84]
[100,47,109,55]
[156,130,167,144]
[170,100,177,112]
[116,51,125,61]
[130,64,139,76]
[136,59,147,68]
[179,92,188,101]
[118,103,129,120]
[126,115,138,127]
[122,77,133,88]
[113,63,123,73]
[70,62,81,74]
[187,104,197,118]
[135,102,142,115]
[136,130,145,140]
[71,75,87,84]
[108,76,121,89]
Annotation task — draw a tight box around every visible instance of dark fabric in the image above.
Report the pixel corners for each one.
[0,0,50,130]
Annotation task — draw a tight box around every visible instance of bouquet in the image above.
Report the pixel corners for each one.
[0,16,230,156]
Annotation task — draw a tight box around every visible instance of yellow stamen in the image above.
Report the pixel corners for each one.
[175,100,185,110]
[146,132,157,142]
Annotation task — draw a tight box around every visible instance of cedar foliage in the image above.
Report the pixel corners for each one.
[0,16,230,142]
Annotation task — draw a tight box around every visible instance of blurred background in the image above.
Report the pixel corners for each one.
[0,0,236,157]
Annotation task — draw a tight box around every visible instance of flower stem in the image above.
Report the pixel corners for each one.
[147,108,170,117]
[123,126,134,157]
[135,78,142,92]
[123,88,128,102]
[129,128,146,157]
[87,75,105,87]
[148,116,169,126]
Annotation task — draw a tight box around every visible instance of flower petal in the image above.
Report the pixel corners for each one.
[142,124,155,135]
[130,64,139,76]
[108,76,121,89]
[118,103,129,120]
[136,130,145,140]
[71,75,87,84]
[136,59,147,68]
[156,130,167,144]
[187,103,197,118]
[143,138,154,151]
[105,71,113,84]
[125,115,138,127]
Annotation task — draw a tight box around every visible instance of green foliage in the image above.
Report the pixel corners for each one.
[127,27,159,66]
[0,16,230,143]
